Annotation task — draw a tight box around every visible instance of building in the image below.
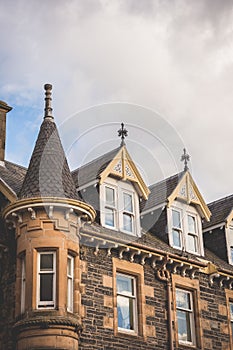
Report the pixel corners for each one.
[0,84,233,349]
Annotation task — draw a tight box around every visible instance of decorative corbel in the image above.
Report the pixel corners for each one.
[130,250,141,263]
[28,207,36,220]
[48,206,53,219]
[151,255,163,269]
[172,262,184,274]
[12,212,22,223]
[107,243,118,257]
[219,276,230,288]
[119,247,129,259]
[94,244,99,256]
[65,208,73,220]
[181,265,193,277]
[209,272,220,286]
[190,268,200,280]
[141,253,152,265]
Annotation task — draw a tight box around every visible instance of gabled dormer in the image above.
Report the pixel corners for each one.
[141,170,211,256]
[72,124,150,237]
[203,194,233,264]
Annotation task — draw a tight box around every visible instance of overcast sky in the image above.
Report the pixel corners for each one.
[1,0,233,203]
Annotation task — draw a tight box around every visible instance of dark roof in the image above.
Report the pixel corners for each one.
[72,147,121,188]
[141,172,184,212]
[203,194,233,229]
[0,161,27,195]
[19,119,78,200]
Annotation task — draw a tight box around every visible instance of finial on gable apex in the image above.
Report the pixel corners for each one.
[181,148,190,171]
[44,83,54,120]
[118,122,128,146]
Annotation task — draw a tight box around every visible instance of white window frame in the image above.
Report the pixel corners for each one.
[175,288,196,346]
[100,177,140,236]
[37,251,56,309]
[104,185,117,229]
[168,201,204,255]
[171,209,183,249]
[230,301,233,342]
[21,255,26,314]
[67,254,74,312]
[116,273,138,334]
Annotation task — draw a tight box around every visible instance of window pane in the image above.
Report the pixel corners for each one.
[67,277,73,312]
[123,213,133,232]
[40,254,53,270]
[173,229,181,248]
[177,310,192,342]
[176,290,191,310]
[117,275,134,295]
[124,193,133,212]
[105,208,115,226]
[188,215,196,233]
[117,295,134,330]
[231,248,233,263]
[172,210,181,228]
[187,234,197,253]
[67,257,72,276]
[106,187,115,206]
[40,273,53,301]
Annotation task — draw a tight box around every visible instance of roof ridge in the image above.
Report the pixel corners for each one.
[5,160,27,171]
[207,193,233,206]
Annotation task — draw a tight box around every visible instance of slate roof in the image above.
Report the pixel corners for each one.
[19,118,78,200]
[0,161,27,195]
[140,171,184,212]
[203,194,233,229]
[72,146,121,188]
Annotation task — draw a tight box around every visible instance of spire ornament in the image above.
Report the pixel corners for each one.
[118,122,128,146]
[44,83,54,120]
[181,148,190,171]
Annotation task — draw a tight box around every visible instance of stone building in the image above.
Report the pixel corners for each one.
[0,85,233,349]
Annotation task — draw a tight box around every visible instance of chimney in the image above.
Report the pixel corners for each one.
[0,101,12,163]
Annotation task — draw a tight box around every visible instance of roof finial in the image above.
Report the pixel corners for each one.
[181,148,190,171]
[118,122,128,146]
[44,83,54,120]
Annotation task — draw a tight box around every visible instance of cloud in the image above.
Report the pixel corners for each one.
[1,0,233,202]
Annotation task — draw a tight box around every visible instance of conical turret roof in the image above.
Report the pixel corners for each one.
[19,84,77,200]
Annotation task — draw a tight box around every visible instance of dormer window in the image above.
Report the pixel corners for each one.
[168,202,204,255]
[101,177,140,236]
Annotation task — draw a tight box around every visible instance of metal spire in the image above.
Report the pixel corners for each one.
[44,83,54,120]
[181,148,190,171]
[118,122,128,146]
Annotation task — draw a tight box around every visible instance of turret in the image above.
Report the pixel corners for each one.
[3,85,95,350]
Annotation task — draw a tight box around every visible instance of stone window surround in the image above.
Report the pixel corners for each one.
[172,275,203,349]
[37,250,56,309]
[112,258,146,339]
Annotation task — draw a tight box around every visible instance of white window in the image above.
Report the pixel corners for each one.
[116,273,137,333]
[101,178,140,236]
[104,186,117,228]
[168,202,203,255]
[37,251,56,309]
[67,255,74,312]
[176,289,196,346]
[187,215,198,253]
[172,209,182,249]
[21,256,26,314]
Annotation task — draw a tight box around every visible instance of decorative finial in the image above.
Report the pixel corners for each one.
[118,122,128,146]
[181,148,190,171]
[44,83,53,120]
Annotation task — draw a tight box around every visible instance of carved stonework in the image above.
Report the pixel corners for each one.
[179,183,187,198]
[189,185,198,201]
[125,163,135,179]
[113,160,122,174]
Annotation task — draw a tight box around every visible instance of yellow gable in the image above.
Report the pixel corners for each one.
[99,146,150,200]
[167,171,211,221]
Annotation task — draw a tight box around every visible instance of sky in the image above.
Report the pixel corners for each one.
[0,0,233,203]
